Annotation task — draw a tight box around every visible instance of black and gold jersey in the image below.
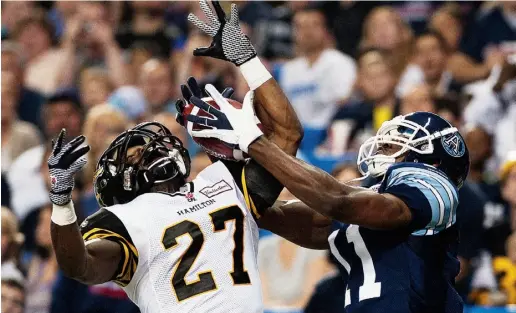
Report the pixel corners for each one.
[219,158,283,220]
[80,209,139,287]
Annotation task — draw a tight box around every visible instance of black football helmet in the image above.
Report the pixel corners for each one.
[93,122,191,207]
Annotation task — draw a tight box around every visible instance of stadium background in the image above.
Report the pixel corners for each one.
[1,1,516,313]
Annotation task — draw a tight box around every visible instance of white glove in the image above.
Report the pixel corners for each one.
[187,84,263,152]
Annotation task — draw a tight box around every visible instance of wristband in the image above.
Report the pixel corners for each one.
[239,57,272,90]
[51,201,77,226]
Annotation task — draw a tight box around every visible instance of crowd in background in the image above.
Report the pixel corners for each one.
[1,1,516,313]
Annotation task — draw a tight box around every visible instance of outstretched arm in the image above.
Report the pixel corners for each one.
[258,200,331,249]
[248,137,412,230]
[48,130,122,285]
[51,214,121,284]
[244,66,303,156]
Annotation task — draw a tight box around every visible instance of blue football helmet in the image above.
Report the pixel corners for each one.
[357,112,469,187]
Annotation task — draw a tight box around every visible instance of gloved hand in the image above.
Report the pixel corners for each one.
[188,0,256,66]
[48,129,90,206]
[175,76,234,127]
[186,84,263,153]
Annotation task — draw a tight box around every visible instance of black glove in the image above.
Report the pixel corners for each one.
[48,129,90,205]
[188,0,257,65]
[175,76,234,127]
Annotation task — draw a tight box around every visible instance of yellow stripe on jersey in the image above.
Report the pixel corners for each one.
[241,167,261,219]
[83,228,138,286]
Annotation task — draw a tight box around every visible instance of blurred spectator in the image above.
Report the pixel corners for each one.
[1,279,25,313]
[324,2,376,57]
[318,48,398,156]
[79,67,113,109]
[108,86,148,122]
[188,152,212,181]
[51,274,140,313]
[254,3,295,61]
[46,2,78,39]
[234,1,272,28]
[23,205,58,313]
[1,207,25,283]
[331,162,361,184]
[304,162,361,313]
[8,90,83,220]
[152,112,187,147]
[470,151,516,306]
[1,41,46,129]
[41,89,83,140]
[140,58,176,114]
[13,13,65,95]
[278,6,356,146]
[1,1,35,39]
[81,104,129,216]
[258,189,333,311]
[1,71,43,172]
[116,2,179,58]
[2,173,12,208]
[56,2,130,89]
[361,7,413,79]
[412,31,460,95]
[400,84,436,115]
[429,3,464,53]
[495,104,516,163]
[449,2,516,83]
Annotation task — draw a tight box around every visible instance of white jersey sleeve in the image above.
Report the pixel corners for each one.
[98,161,263,313]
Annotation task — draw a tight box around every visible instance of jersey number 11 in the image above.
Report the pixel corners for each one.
[161,205,250,302]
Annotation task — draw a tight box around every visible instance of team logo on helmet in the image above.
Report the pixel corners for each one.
[441,133,465,158]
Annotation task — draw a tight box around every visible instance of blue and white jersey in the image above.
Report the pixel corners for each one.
[329,163,463,313]
[382,162,459,235]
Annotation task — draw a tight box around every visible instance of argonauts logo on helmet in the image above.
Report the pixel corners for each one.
[441,133,465,158]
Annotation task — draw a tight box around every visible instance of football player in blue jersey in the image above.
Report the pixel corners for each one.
[190,97,469,313]
[184,2,470,312]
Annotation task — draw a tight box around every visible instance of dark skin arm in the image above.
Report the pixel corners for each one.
[252,78,303,156]
[248,137,413,230]
[258,200,331,249]
[51,221,121,285]
[249,78,332,248]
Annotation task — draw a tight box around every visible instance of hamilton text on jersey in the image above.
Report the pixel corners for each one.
[177,199,217,216]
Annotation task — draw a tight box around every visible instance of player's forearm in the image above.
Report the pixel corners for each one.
[249,138,412,228]
[50,203,90,280]
[248,137,360,219]
[258,200,331,249]
[239,57,303,156]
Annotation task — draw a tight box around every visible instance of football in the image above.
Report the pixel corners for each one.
[182,97,262,161]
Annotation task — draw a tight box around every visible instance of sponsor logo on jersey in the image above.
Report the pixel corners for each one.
[441,133,465,157]
[177,199,216,216]
[185,192,197,202]
[199,180,233,198]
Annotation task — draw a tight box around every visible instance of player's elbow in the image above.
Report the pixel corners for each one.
[291,120,304,144]
[60,264,87,282]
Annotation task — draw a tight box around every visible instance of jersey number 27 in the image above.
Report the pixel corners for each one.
[161,205,250,302]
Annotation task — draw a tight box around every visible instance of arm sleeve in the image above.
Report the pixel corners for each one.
[382,165,459,235]
[217,159,284,220]
[80,209,138,286]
